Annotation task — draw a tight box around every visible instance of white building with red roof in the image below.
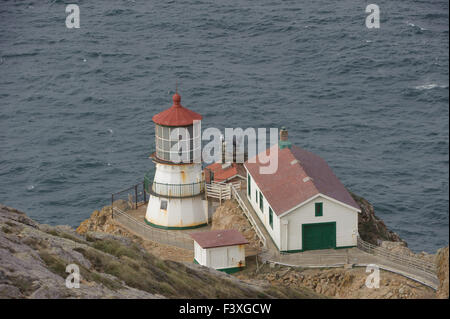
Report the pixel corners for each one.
[190,229,249,273]
[204,162,246,184]
[244,127,361,252]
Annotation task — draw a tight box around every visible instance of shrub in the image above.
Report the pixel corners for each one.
[38,250,67,278]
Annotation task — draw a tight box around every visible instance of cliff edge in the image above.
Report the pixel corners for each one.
[0,203,320,299]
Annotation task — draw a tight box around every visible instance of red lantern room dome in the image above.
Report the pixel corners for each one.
[152,92,202,127]
[172,93,181,104]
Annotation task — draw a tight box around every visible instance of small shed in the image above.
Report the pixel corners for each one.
[190,229,249,274]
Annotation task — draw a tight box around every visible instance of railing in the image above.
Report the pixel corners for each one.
[230,184,267,249]
[144,173,205,198]
[205,181,237,203]
[357,236,437,275]
[112,207,194,251]
[111,182,147,210]
[269,251,351,267]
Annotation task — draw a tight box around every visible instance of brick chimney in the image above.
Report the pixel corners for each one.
[279,126,292,149]
[280,126,288,141]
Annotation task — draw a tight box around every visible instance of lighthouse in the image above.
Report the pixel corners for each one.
[144,91,208,229]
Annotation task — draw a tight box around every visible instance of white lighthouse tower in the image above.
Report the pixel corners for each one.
[144,91,208,229]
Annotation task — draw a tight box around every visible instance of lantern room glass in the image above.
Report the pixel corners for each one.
[155,124,201,163]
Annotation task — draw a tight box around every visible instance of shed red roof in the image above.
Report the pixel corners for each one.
[244,144,360,216]
[190,229,249,249]
[152,93,202,126]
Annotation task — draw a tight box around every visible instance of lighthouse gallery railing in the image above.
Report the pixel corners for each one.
[144,173,205,198]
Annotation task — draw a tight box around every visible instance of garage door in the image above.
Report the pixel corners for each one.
[302,222,336,251]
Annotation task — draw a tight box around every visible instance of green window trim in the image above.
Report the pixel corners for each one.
[269,207,273,229]
[315,202,323,217]
[259,192,263,212]
[247,174,251,197]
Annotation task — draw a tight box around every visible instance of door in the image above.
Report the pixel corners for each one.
[302,222,336,251]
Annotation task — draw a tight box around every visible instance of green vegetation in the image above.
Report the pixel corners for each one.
[73,240,273,298]
[44,229,85,244]
[38,247,122,291]
[22,237,47,250]
[91,239,142,260]
[8,275,35,295]
[38,250,67,278]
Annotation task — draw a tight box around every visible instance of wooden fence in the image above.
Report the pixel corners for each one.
[206,181,241,203]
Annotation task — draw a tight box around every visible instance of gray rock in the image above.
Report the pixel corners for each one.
[0,284,23,299]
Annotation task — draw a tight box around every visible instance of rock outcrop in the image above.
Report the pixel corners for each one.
[239,264,436,299]
[350,192,405,245]
[76,200,127,236]
[435,246,449,299]
[379,241,435,263]
[0,203,319,299]
[211,200,260,250]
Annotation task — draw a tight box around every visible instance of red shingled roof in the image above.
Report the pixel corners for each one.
[152,93,202,126]
[190,229,249,249]
[204,162,245,182]
[244,144,360,216]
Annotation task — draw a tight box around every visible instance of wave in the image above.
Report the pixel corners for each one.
[406,22,427,31]
[414,83,448,90]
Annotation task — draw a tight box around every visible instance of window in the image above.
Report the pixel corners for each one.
[269,207,273,229]
[259,192,263,212]
[255,190,258,203]
[247,174,251,197]
[315,202,323,217]
[160,200,168,210]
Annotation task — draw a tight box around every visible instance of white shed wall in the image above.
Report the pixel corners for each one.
[194,241,207,265]
[194,244,246,270]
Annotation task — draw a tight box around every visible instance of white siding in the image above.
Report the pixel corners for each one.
[145,162,207,228]
[246,168,358,252]
[209,247,228,269]
[280,195,358,251]
[194,243,246,270]
[194,241,207,265]
[246,171,282,250]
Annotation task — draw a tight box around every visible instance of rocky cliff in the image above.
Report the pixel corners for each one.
[76,200,126,236]
[237,261,437,299]
[436,246,449,299]
[0,203,321,299]
[350,192,405,245]
[211,200,261,250]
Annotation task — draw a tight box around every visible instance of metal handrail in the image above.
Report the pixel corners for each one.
[144,173,205,198]
[357,236,436,275]
[112,207,194,250]
[231,184,267,248]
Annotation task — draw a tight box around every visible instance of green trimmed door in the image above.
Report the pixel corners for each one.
[302,222,336,251]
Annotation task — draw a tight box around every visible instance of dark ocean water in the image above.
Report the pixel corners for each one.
[0,0,448,253]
